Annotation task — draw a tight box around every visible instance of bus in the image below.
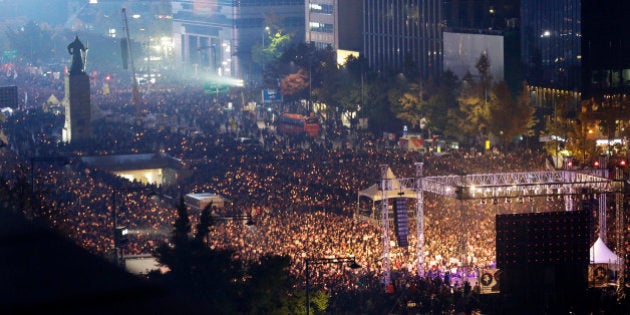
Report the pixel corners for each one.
[276,113,320,137]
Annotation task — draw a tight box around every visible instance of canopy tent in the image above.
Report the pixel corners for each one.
[590,237,621,266]
[358,167,416,201]
[46,94,60,105]
[356,167,417,221]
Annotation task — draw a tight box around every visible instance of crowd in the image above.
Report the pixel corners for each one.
[1,60,565,307]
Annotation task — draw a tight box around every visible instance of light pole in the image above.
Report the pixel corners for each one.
[262,26,270,73]
[305,256,361,315]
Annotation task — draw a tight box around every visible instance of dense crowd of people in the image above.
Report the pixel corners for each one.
[0,60,585,311]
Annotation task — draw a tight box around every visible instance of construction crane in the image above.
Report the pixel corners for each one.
[122,8,141,115]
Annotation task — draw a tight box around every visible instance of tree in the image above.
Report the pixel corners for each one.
[391,80,428,131]
[333,60,365,129]
[447,54,495,145]
[476,53,493,104]
[243,255,301,314]
[451,72,489,145]
[193,201,214,247]
[252,27,292,85]
[513,82,538,138]
[363,76,400,133]
[154,196,192,277]
[280,68,309,101]
[152,197,242,313]
[428,70,460,136]
[312,45,340,106]
[487,81,535,145]
[541,93,576,160]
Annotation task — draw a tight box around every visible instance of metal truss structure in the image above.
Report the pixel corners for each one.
[376,165,625,289]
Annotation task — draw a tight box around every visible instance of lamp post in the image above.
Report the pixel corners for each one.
[262,26,270,73]
[305,256,361,315]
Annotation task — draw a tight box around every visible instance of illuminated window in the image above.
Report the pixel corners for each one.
[309,22,333,33]
[310,3,333,14]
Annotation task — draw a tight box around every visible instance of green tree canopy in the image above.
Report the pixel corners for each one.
[487,81,535,144]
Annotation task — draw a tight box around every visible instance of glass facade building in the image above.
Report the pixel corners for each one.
[521,0,581,91]
[172,0,304,80]
[305,0,362,51]
[442,0,519,31]
[581,1,630,100]
[363,0,442,78]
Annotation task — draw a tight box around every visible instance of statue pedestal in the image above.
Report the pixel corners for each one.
[62,74,91,143]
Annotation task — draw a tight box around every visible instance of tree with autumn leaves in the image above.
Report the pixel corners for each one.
[388,53,535,147]
[280,68,309,102]
[268,43,538,146]
[444,54,535,147]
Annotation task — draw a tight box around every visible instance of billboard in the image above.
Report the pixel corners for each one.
[261,89,280,103]
[443,31,504,82]
[479,269,501,294]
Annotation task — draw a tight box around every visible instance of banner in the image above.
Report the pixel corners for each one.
[479,269,501,294]
[261,89,280,103]
[588,264,610,288]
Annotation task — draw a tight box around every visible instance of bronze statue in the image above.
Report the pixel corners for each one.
[67,35,87,75]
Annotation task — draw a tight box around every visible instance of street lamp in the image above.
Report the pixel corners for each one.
[305,256,361,315]
[262,26,270,72]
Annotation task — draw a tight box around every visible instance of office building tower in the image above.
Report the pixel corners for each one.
[581,1,630,100]
[521,0,580,91]
[363,0,442,79]
[443,0,519,31]
[172,0,305,80]
[305,0,362,52]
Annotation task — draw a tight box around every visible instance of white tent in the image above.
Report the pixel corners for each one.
[590,237,621,266]
[357,167,416,201]
[46,94,60,105]
[356,167,417,220]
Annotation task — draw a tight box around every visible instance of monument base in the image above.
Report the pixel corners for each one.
[63,74,91,143]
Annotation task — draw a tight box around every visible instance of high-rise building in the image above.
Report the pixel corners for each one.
[442,1,521,92]
[442,0,519,31]
[305,0,362,52]
[581,1,630,100]
[521,0,580,91]
[171,0,304,81]
[580,1,630,141]
[363,0,442,78]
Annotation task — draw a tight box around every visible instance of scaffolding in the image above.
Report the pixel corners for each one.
[373,166,625,292]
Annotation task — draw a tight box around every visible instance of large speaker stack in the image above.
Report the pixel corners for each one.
[496,210,591,313]
[393,198,409,247]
